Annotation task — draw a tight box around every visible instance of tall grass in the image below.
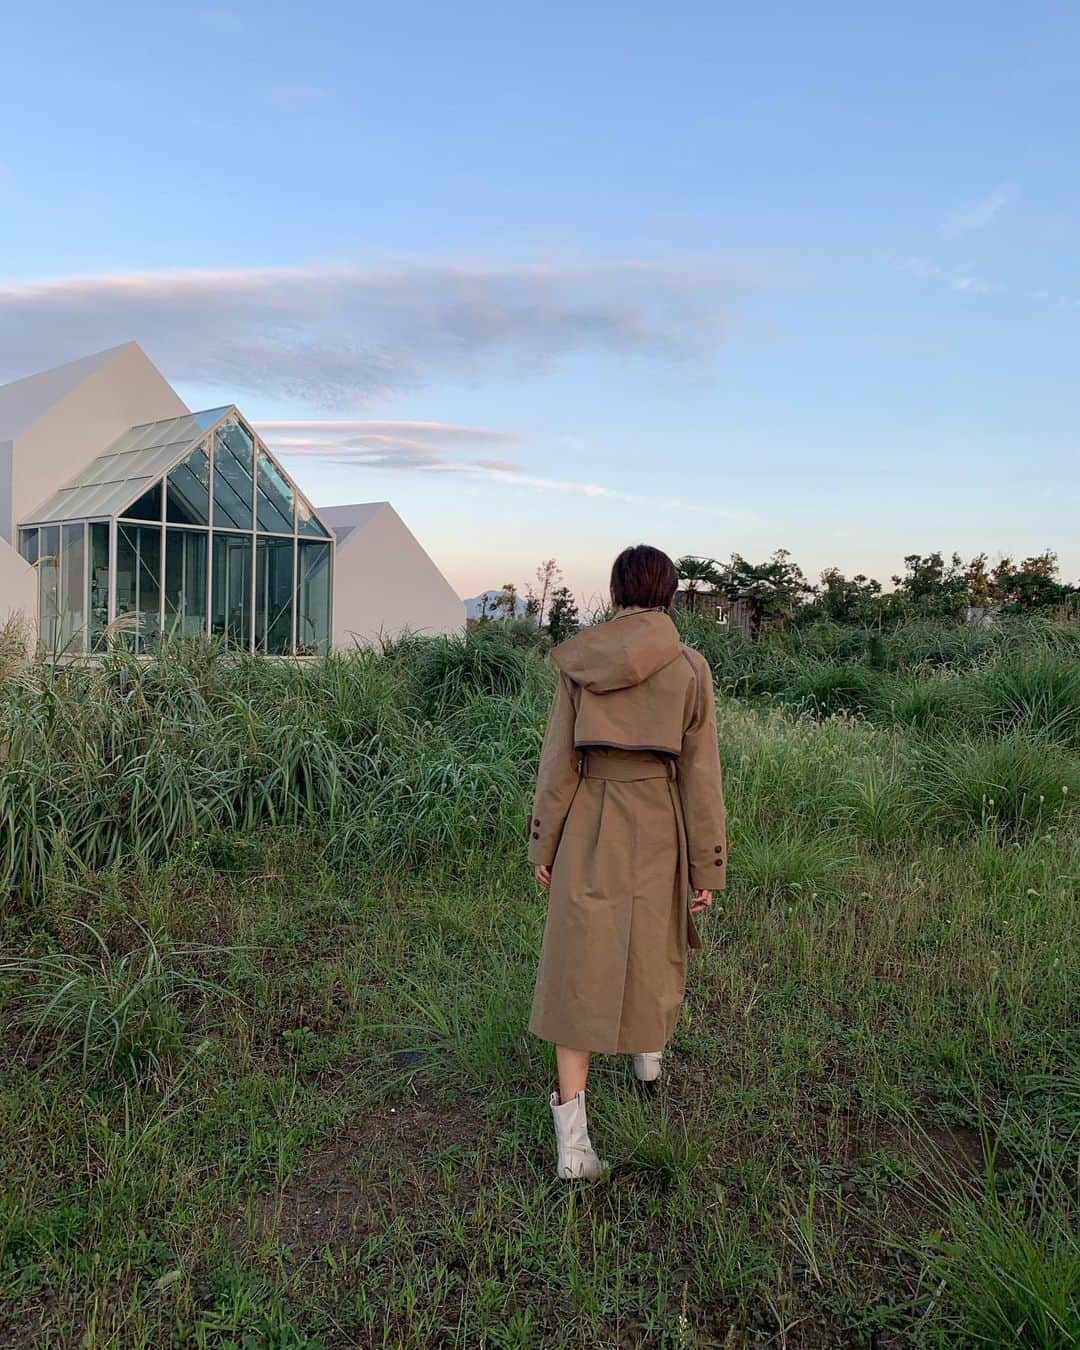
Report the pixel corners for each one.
[0,919,224,1083]
[677,614,1080,740]
[0,634,546,898]
[0,616,1076,1344]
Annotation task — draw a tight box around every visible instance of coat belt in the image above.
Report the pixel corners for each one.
[577,750,678,781]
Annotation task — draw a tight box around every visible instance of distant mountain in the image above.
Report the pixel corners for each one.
[464,590,531,620]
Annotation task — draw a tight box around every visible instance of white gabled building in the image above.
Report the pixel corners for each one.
[0,343,464,657]
[317,502,465,650]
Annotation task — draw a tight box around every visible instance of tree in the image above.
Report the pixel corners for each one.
[723,549,811,638]
[675,556,723,613]
[546,586,580,643]
[533,559,561,627]
[813,567,883,622]
[495,582,519,619]
[990,552,1071,610]
[891,552,969,617]
[963,553,993,607]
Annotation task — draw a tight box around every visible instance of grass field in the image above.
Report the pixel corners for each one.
[1,618,1077,1347]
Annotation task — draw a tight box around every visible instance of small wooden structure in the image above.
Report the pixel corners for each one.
[674,589,768,640]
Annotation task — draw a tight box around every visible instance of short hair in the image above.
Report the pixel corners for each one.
[610,544,679,610]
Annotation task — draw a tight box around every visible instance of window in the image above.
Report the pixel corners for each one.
[166,441,211,525]
[212,420,255,529]
[59,523,86,652]
[37,525,60,651]
[255,536,293,654]
[164,529,209,639]
[123,480,162,523]
[297,540,331,655]
[297,497,332,539]
[211,531,252,650]
[255,450,295,534]
[116,523,162,653]
[18,528,38,565]
[89,523,110,652]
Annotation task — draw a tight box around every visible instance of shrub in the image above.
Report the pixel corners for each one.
[408,634,536,717]
[828,766,921,844]
[778,659,883,718]
[976,651,1080,747]
[731,822,854,900]
[0,920,222,1084]
[877,674,983,734]
[914,732,1078,836]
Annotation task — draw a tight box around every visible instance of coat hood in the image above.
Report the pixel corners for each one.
[552,609,682,693]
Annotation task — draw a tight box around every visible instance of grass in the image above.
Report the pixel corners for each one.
[0,618,1076,1346]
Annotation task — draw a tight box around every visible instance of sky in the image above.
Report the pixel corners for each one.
[1,1,1077,604]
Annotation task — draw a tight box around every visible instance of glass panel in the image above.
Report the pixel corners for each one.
[109,411,214,456]
[212,420,255,530]
[296,540,331,655]
[115,524,162,654]
[18,528,38,565]
[89,523,110,652]
[24,410,215,525]
[37,525,60,652]
[211,531,252,651]
[58,523,86,653]
[122,479,162,522]
[193,406,230,430]
[166,441,211,525]
[255,449,295,534]
[296,497,332,539]
[164,529,209,640]
[255,536,294,654]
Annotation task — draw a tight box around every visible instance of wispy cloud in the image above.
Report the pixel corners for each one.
[900,253,1079,308]
[0,260,746,407]
[257,418,519,443]
[255,418,524,472]
[255,417,751,520]
[938,183,1017,238]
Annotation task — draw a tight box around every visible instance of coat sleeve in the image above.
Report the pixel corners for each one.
[678,653,727,891]
[527,672,581,868]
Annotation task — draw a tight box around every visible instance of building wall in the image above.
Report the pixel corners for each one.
[0,441,12,546]
[326,502,464,648]
[9,344,187,535]
[0,536,38,649]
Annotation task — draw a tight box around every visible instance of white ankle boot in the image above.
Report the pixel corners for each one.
[632,1052,663,1083]
[549,1089,606,1180]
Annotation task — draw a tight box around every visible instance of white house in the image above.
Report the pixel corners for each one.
[0,343,464,657]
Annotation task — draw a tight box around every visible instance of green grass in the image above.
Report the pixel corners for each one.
[0,619,1077,1346]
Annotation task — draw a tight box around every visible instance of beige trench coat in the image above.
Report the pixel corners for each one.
[527,608,727,1054]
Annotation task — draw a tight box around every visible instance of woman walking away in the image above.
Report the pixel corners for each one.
[527,544,727,1180]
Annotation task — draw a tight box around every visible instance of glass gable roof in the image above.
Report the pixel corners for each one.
[21,409,232,525]
[18,407,331,539]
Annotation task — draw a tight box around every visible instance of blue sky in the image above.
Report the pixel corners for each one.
[2,1,1077,602]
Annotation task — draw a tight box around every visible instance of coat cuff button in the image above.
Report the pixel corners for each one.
[532,832,540,840]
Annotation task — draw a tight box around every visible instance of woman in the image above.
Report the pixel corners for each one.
[527,544,727,1179]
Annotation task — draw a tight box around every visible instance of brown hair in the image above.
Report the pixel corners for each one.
[610,544,678,611]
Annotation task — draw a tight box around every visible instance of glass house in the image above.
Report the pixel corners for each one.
[16,407,334,657]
